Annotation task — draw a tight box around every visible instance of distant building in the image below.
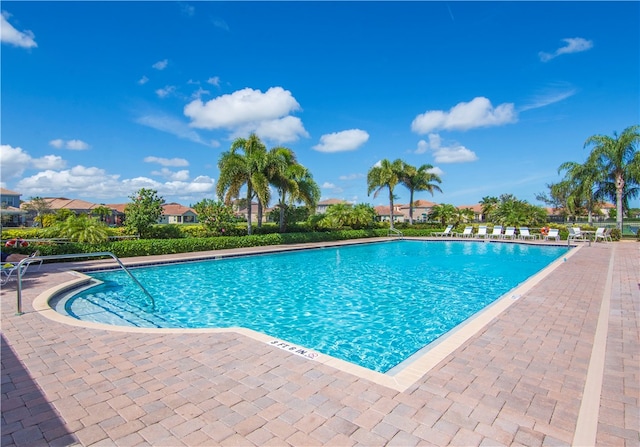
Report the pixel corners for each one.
[315,199,352,214]
[159,203,198,224]
[458,204,484,222]
[0,188,27,227]
[399,200,438,222]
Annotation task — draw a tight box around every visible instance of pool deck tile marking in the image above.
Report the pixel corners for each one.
[2,238,638,446]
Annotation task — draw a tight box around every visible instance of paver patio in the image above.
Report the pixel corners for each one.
[1,239,638,446]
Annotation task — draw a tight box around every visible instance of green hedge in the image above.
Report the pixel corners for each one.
[3,230,391,259]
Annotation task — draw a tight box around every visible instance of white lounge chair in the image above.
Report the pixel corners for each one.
[568,227,586,242]
[488,226,503,239]
[544,228,560,241]
[433,225,454,237]
[518,227,537,240]
[455,226,473,238]
[503,227,516,239]
[475,225,488,238]
[0,252,42,286]
[593,227,609,242]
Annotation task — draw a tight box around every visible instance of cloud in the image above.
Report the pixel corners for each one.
[0,144,65,178]
[411,97,517,134]
[135,113,207,145]
[519,85,577,111]
[184,86,308,143]
[212,18,229,31]
[539,37,593,62]
[322,182,336,189]
[49,138,91,151]
[207,76,221,87]
[138,76,149,85]
[151,168,191,181]
[156,85,176,98]
[152,59,169,70]
[313,129,369,153]
[144,156,189,167]
[339,173,365,181]
[414,134,478,163]
[1,12,37,48]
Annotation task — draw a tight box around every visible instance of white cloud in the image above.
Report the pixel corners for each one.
[49,139,90,150]
[156,85,176,98]
[0,12,37,48]
[322,182,336,189]
[138,76,149,85]
[144,156,189,167]
[152,59,168,70]
[191,87,210,99]
[212,18,229,31]
[185,86,301,128]
[411,97,517,133]
[339,173,365,181]
[313,129,369,153]
[539,37,593,62]
[253,116,309,143]
[520,85,577,111]
[0,144,65,178]
[414,134,478,163]
[151,168,191,181]
[135,113,206,145]
[207,76,221,87]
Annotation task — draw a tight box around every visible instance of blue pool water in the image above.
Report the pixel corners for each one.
[56,240,568,372]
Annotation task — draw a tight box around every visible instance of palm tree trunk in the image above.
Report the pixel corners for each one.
[246,189,253,235]
[279,192,286,233]
[616,174,624,230]
[388,188,395,230]
[408,190,414,225]
[257,201,263,229]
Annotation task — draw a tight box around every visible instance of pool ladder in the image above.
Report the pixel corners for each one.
[13,252,155,315]
[388,228,404,239]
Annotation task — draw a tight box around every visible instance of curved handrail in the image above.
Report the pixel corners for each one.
[388,228,404,239]
[14,252,155,315]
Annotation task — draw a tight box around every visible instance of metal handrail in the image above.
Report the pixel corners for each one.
[14,252,155,315]
[388,228,404,239]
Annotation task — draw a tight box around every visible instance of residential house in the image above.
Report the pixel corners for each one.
[158,203,198,224]
[458,204,484,222]
[0,188,27,227]
[315,199,351,214]
[374,204,405,223]
[398,200,437,223]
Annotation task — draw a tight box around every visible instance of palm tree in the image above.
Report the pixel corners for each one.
[584,125,640,230]
[428,203,458,226]
[268,146,320,232]
[558,160,602,224]
[217,134,269,235]
[367,159,404,230]
[400,163,442,224]
[479,196,498,223]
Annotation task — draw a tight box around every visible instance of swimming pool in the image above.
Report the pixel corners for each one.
[53,240,568,372]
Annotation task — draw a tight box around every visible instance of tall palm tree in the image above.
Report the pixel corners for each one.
[400,163,442,224]
[268,146,320,232]
[217,133,269,235]
[584,125,640,230]
[479,196,498,223]
[367,159,404,230]
[558,159,602,224]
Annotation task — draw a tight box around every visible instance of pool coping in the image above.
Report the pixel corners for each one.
[31,237,580,392]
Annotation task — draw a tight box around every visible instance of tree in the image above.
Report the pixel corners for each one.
[21,197,52,227]
[320,203,352,229]
[479,196,499,222]
[124,188,165,238]
[217,133,269,235]
[267,146,320,232]
[193,199,235,236]
[47,214,109,243]
[492,195,547,227]
[428,203,458,226]
[91,205,113,223]
[367,159,404,230]
[584,125,640,230]
[558,159,602,224]
[400,163,442,224]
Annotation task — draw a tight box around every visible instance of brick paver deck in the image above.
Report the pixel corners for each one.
[2,239,638,446]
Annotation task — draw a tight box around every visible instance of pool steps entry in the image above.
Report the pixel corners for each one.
[387,228,404,239]
[14,252,155,315]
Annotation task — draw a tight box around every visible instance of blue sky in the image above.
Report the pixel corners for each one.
[2,1,639,209]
